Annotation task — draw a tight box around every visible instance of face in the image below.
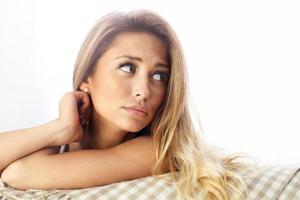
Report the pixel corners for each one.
[81,32,170,132]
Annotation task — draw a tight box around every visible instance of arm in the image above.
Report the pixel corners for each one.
[0,91,91,175]
[0,146,61,183]
[2,135,155,190]
[0,119,64,172]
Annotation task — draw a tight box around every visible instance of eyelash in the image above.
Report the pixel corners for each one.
[119,62,169,84]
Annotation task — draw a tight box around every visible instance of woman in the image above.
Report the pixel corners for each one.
[0,10,251,199]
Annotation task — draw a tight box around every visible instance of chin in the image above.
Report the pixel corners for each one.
[120,122,147,132]
[124,126,144,132]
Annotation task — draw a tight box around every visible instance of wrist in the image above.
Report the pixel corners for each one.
[46,119,70,146]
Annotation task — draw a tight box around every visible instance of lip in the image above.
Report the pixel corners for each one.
[123,106,148,116]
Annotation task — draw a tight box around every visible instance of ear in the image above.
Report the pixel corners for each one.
[79,76,93,92]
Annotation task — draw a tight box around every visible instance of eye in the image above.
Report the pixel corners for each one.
[119,62,136,73]
[152,72,169,83]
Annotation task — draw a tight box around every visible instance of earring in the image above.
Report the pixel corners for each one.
[83,88,89,93]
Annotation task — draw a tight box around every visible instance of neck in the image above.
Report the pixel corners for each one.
[82,110,133,149]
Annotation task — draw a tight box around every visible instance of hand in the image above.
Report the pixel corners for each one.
[56,91,92,145]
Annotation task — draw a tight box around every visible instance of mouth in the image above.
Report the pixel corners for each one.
[123,106,148,117]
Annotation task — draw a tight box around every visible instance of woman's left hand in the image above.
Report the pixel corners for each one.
[56,91,92,145]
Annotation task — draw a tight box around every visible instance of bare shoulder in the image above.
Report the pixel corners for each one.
[119,135,153,148]
[112,135,155,162]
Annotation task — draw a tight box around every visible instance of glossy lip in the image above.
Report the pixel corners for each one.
[123,106,149,116]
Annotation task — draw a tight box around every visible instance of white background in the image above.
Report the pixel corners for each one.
[0,0,299,166]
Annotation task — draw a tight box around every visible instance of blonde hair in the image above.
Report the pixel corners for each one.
[73,9,255,199]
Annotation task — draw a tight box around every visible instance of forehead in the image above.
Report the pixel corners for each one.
[103,32,168,61]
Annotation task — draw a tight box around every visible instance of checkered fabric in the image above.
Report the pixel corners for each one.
[242,166,300,199]
[1,166,299,199]
[278,168,300,200]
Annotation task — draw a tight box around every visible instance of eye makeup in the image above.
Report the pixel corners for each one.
[118,61,170,84]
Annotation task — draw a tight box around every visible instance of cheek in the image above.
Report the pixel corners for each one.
[151,88,166,111]
[91,74,130,111]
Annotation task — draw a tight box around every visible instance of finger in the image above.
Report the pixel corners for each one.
[79,106,91,117]
[80,118,87,126]
[80,114,89,124]
[72,92,90,113]
[79,99,90,113]
[84,118,91,126]
[73,91,90,108]
[80,108,92,122]
[80,113,88,124]
[81,116,90,127]
[79,104,90,114]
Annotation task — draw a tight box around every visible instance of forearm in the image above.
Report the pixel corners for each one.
[1,136,155,190]
[0,119,63,171]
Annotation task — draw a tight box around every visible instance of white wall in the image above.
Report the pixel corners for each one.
[0,0,299,166]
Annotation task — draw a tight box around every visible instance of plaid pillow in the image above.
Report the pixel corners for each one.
[1,166,299,199]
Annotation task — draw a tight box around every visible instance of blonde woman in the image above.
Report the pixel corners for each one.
[0,10,251,199]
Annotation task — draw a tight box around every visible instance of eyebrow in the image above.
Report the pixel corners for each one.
[114,55,169,69]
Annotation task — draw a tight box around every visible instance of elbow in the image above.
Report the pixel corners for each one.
[1,160,30,190]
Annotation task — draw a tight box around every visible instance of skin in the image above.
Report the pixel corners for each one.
[79,31,170,149]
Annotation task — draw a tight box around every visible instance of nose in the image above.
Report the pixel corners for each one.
[133,76,151,103]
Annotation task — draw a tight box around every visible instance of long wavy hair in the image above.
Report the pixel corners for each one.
[72,9,255,200]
